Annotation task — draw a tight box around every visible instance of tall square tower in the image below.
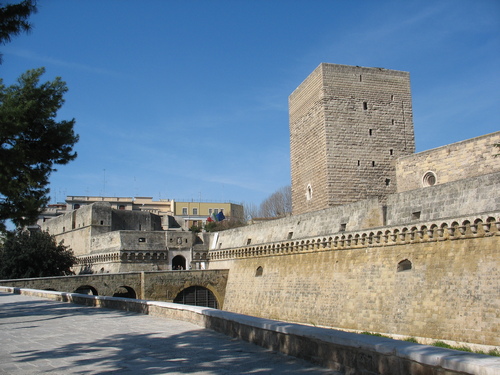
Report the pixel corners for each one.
[289,63,415,215]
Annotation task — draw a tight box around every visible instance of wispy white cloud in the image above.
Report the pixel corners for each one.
[4,47,123,77]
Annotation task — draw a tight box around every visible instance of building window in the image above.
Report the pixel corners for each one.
[397,259,412,272]
[306,184,313,201]
[182,207,188,215]
[193,208,198,215]
[209,209,213,215]
[247,238,252,245]
[74,204,80,209]
[339,223,346,232]
[255,266,263,277]
[369,129,373,136]
[138,237,146,243]
[363,102,368,110]
[214,209,219,214]
[287,232,293,239]
[412,211,421,220]
[422,171,437,187]
[119,205,125,210]
[372,161,375,167]
[390,149,393,155]
[385,178,391,186]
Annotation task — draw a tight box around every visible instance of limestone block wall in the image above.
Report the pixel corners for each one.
[90,231,167,253]
[210,218,500,346]
[396,131,500,192]
[289,64,328,214]
[41,202,113,256]
[210,198,384,250]
[111,210,162,231]
[290,63,415,215]
[386,171,500,226]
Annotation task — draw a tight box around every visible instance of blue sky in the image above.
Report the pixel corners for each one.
[2,0,499,208]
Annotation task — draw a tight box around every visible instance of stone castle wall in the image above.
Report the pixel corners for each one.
[386,171,500,225]
[212,171,500,250]
[210,198,384,250]
[289,63,415,215]
[210,216,499,346]
[396,131,500,192]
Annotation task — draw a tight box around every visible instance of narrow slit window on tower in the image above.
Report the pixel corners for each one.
[369,129,373,136]
[385,178,391,186]
[391,94,395,101]
[357,160,360,166]
[390,149,393,155]
[363,102,368,110]
[372,161,375,167]
[392,119,395,125]
[359,74,362,82]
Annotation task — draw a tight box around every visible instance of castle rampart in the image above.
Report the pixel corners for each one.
[209,213,499,346]
[396,131,500,192]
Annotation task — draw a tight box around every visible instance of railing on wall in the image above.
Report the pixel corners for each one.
[209,213,500,261]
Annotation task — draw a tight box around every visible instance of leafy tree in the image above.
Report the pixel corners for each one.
[0,0,37,63]
[0,230,76,279]
[204,218,246,232]
[0,68,78,232]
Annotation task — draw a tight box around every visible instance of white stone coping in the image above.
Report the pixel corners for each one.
[1,286,499,375]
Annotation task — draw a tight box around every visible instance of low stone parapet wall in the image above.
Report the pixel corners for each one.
[1,286,498,375]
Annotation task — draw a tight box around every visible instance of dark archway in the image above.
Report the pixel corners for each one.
[112,286,136,299]
[173,286,218,309]
[172,255,186,270]
[74,285,98,295]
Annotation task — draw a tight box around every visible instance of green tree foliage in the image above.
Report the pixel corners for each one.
[0,68,78,231]
[204,218,245,232]
[0,0,37,63]
[0,230,76,279]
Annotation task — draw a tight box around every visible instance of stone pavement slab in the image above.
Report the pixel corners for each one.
[0,292,337,374]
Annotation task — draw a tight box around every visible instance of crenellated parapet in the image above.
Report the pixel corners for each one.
[209,213,499,261]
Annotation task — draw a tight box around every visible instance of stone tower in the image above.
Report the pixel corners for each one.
[289,63,415,215]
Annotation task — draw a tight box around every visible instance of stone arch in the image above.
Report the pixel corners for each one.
[172,255,186,270]
[255,266,263,277]
[173,285,219,309]
[397,259,412,272]
[74,285,98,295]
[112,286,137,299]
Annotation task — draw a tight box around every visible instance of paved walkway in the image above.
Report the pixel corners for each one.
[0,292,337,374]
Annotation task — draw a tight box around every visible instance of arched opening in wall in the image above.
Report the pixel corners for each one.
[172,255,186,270]
[397,259,412,272]
[306,184,313,201]
[173,286,218,309]
[112,286,136,299]
[74,285,98,295]
[255,266,263,277]
[422,171,437,187]
[119,205,125,210]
